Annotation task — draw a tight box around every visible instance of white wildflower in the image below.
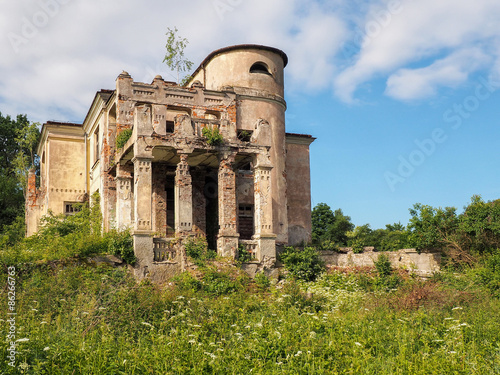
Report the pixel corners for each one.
[19,363,29,370]
[452,306,463,310]
[16,338,29,343]
[43,347,50,351]
[355,342,362,347]
[295,350,302,357]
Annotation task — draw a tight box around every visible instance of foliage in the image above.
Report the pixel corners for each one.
[407,196,500,265]
[173,265,248,296]
[163,27,193,85]
[317,240,339,252]
[312,203,354,246]
[0,216,26,248]
[0,113,40,229]
[254,271,271,290]
[476,251,500,297]
[202,126,224,146]
[374,253,392,277]
[311,203,334,242]
[13,120,41,198]
[279,246,325,281]
[184,237,216,266]
[0,193,132,266]
[107,230,135,264]
[346,223,409,252]
[237,244,254,263]
[3,237,500,375]
[3,260,500,374]
[350,238,364,253]
[115,128,132,149]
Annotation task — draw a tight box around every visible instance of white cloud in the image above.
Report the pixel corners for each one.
[1,0,500,122]
[334,0,500,102]
[385,48,490,101]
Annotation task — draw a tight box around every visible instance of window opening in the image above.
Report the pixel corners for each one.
[250,62,272,76]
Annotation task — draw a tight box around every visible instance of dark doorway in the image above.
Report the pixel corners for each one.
[238,204,254,240]
[204,173,218,250]
[166,176,175,237]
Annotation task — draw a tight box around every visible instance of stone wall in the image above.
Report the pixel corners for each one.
[319,248,441,277]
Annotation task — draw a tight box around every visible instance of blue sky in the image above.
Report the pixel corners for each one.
[1,0,499,228]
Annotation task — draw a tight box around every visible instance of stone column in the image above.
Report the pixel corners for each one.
[115,164,133,230]
[253,154,276,261]
[217,152,239,257]
[132,157,153,232]
[132,157,154,280]
[174,153,193,234]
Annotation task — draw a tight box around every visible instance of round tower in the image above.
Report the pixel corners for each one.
[190,45,289,244]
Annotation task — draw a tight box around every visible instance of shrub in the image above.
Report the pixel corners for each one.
[173,271,202,292]
[477,252,500,297]
[202,126,223,146]
[107,230,135,264]
[279,246,325,282]
[374,253,392,277]
[116,128,133,149]
[351,239,364,254]
[237,244,254,263]
[184,237,215,266]
[254,271,270,289]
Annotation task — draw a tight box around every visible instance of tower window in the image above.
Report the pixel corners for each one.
[250,62,271,76]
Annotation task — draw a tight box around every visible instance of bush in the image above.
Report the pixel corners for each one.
[116,128,133,149]
[173,271,202,292]
[254,271,270,289]
[185,237,216,266]
[237,244,254,262]
[374,253,392,277]
[279,246,325,282]
[477,252,500,297]
[351,239,364,254]
[107,230,135,264]
[202,126,223,146]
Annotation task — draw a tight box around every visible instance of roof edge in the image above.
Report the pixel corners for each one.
[188,44,288,86]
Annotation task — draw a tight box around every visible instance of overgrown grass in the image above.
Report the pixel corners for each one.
[1,260,500,374]
[0,196,134,267]
[2,211,500,373]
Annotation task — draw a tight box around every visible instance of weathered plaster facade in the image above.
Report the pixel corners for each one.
[26,45,315,281]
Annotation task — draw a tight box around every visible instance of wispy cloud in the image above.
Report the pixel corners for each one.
[334,0,500,102]
[1,0,500,122]
[385,48,491,101]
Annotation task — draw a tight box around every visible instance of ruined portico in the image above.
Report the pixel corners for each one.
[26,45,315,282]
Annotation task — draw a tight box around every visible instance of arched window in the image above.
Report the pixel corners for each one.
[250,62,272,76]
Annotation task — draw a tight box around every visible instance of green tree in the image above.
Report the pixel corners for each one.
[0,113,40,230]
[311,203,334,242]
[163,27,193,85]
[324,208,354,246]
[13,120,41,198]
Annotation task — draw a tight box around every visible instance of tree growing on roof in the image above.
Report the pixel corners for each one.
[163,27,193,85]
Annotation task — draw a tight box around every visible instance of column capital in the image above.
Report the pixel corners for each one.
[131,156,153,164]
[253,152,273,170]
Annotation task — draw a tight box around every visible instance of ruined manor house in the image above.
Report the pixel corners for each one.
[26,45,315,281]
